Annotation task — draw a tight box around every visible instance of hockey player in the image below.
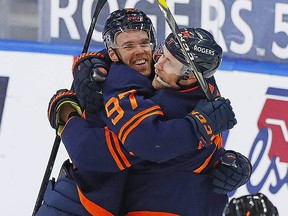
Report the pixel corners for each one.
[223,193,279,216]
[38,8,250,216]
[91,21,247,215]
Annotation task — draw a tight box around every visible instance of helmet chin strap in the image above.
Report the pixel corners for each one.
[176,76,187,89]
[112,48,124,64]
[176,75,198,90]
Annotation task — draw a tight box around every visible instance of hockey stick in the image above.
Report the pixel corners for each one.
[32,136,61,216]
[156,0,215,101]
[32,1,107,215]
[82,0,107,53]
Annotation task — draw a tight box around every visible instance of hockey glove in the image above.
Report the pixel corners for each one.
[72,51,111,113]
[185,97,237,146]
[211,150,252,194]
[48,89,82,136]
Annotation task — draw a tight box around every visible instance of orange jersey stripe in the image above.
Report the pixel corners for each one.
[82,111,87,119]
[126,211,180,216]
[60,116,75,137]
[208,83,215,94]
[121,110,164,143]
[111,131,131,167]
[194,134,223,173]
[213,134,222,149]
[118,105,163,140]
[77,187,113,216]
[180,86,199,93]
[193,146,217,174]
[104,127,125,170]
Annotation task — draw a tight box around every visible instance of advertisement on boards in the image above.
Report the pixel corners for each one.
[0,49,287,215]
[215,70,288,216]
[39,0,288,64]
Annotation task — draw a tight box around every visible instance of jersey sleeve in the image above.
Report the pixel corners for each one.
[61,116,142,172]
[102,65,201,163]
[103,93,200,162]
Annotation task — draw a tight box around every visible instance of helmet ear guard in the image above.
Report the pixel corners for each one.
[180,66,194,80]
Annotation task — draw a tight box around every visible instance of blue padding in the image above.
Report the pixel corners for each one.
[220,57,288,77]
[0,39,104,56]
[0,40,287,76]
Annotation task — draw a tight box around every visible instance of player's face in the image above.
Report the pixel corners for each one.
[114,30,152,77]
[152,46,184,89]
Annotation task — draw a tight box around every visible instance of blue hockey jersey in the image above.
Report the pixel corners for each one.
[61,63,227,215]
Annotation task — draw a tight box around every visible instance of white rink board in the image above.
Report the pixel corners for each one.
[0,51,287,216]
[0,51,73,216]
[215,71,288,215]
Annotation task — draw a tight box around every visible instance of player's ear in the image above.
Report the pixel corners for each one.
[108,48,119,62]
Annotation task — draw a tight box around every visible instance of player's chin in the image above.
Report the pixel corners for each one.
[133,64,151,77]
[152,76,165,89]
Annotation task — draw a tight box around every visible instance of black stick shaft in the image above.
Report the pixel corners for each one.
[157,0,214,101]
[32,136,61,216]
[82,0,107,53]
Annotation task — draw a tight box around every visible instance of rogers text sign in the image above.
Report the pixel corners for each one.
[39,0,288,63]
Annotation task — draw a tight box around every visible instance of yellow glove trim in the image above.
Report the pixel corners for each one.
[56,101,83,136]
